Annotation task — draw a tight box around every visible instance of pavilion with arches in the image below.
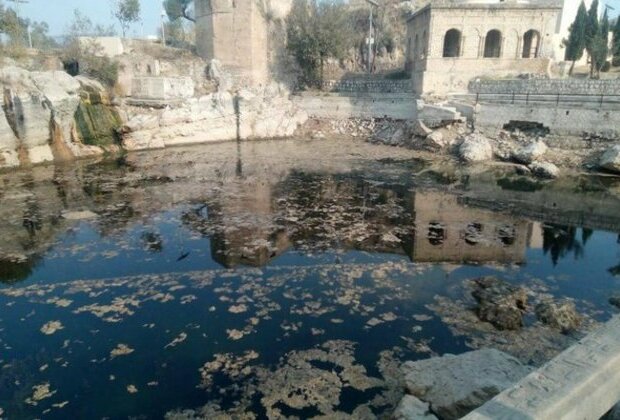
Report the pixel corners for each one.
[405,0,562,96]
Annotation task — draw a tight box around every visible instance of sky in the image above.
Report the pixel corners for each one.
[10,0,165,37]
[7,0,620,39]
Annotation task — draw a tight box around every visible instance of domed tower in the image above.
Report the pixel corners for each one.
[195,0,292,86]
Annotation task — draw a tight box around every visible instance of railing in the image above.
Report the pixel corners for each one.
[470,92,620,108]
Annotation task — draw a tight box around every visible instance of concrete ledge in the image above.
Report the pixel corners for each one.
[463,315,620,420]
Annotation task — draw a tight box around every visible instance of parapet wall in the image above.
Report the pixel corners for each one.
[470,79,620,96]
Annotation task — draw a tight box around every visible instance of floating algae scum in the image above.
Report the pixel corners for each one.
[0,139,619,418]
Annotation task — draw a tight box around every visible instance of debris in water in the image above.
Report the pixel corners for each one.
[40,321,64,335]
[110,344,134,359]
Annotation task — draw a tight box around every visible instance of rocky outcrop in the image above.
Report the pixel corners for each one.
[123,85,308,151]
[600,145,620,174]
[401,349,533,420]
[458,133,493,163]
[471,277,527,330]
[0,66,111,168]
[535,300,582,334]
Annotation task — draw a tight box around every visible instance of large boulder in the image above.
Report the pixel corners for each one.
[410,119,433,137]
[600,145,620,174]
[402,349,533,420]
[512,141,548,164]
[529,161,559,179]
[535,299,581,334]
[423,131,446,151]
[459,133,493,163]
[394,395,438,420]
[471,277,527,330]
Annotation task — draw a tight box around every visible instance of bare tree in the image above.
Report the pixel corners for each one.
[111,0,140,38]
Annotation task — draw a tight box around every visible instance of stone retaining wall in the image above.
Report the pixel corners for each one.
[469,79,620,96]
[131,77,195,100]
[317,79,413,94]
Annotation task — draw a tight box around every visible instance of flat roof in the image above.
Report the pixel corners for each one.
[407,0,563,22]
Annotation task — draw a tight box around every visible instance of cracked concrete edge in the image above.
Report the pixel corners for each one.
[463,315,620,420]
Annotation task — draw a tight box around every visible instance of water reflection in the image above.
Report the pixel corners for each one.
[1,141,620,283]
[0,140,620,419]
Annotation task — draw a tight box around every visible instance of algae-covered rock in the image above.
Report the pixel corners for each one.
[74,101,122,147]
[73,78,122,146]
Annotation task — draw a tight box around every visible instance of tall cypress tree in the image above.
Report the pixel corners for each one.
[613,16,620,64]
[564,1,588,75]
[585,0,600,77]
[591,8,609,75]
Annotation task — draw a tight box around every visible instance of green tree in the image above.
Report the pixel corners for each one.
[28,21,58,50]
[564,1,588,75]
[112,0,140,37]
[585,0,600,77]
[62,9,119,87]
[66,9,116,38]
[287,0,352,85]
[164,0,194,23]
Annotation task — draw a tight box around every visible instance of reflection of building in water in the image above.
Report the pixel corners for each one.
[410,192,530,264]
[207,181,291,268]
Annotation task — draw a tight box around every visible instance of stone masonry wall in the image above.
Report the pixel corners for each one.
[318,79,413,94]
[470,79,620,96]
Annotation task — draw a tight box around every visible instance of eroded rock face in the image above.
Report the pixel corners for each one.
[0,66,108,167]
[535,300,581,334]
[123,85,308,151]
[600,145,620,174]
[471,277,527,331]
[402,349,533,420]
[459,133,493,163]
[0,106,20,168]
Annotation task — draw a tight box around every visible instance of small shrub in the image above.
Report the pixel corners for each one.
[61,40,119,87]
[601,61,611,73]
[612,56,620,67]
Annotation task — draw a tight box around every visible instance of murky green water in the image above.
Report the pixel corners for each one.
[0,139,619,419]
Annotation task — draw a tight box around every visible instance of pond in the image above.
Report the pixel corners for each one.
[0,139,619,419]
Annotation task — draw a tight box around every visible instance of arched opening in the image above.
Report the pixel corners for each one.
[422,30,428,58]
[443,29,462,58]
[428,222,446,246]
[464,223,483,245]
[522,30,540,58]
[414,34,419,59]
[483,30,502,58]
